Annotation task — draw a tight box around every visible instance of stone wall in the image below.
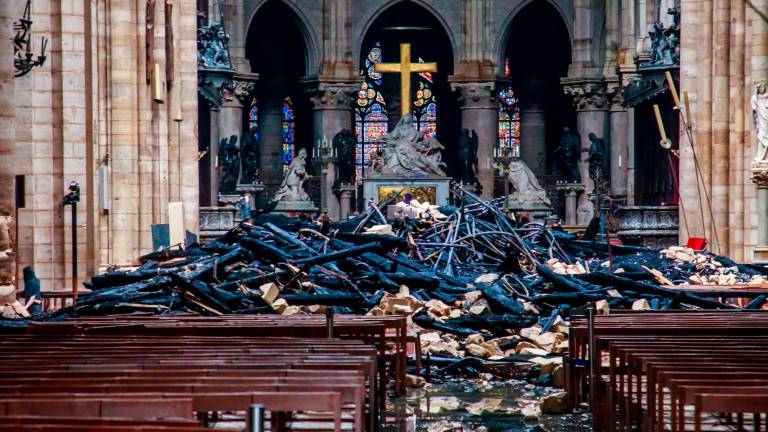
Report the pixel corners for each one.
[0,2,16,289]
[9,0,199,291]
[679,0,766,260]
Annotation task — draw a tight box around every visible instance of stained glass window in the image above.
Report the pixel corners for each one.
[413,59,437,138]
[282,97,295,172]
[498,86,521,157]
[248,96,259,141]
[355,42,388,182]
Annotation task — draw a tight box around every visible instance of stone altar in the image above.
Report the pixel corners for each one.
[364,113,450,205]
[616,206,679,249]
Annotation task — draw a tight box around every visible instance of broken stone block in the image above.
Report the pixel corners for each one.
[465,343,489,357]
[464,333,484,345]
[595,299,610,315]
[528,356,562,375]
[632,299,650,310]
[425,299,451,317]
[271,298,288,313]
[515,341,539,353]
[552,365,565,388]
[539,392,569,414]
[474,273,499,284]
[364,224,393,235]
[258,282,280,305]
[519,346,551,357]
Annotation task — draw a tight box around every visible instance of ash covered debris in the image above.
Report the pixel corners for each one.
[4,185,767,382]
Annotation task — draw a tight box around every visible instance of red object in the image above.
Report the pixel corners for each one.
[687,237,707,251]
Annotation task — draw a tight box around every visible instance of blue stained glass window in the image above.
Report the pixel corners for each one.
[248,96,260,141]
[282,97,295,172]
[498,86,521,157]
[355,42,388,182]
[413,58,436,138]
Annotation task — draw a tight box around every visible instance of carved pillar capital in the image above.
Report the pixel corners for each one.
[221,79,256,107]
[450,81,496,109]
[605,79,625,111]
[305,82,359,111]
[561,78,609,111]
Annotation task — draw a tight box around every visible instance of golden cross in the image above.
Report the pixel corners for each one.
[374,43,437,117]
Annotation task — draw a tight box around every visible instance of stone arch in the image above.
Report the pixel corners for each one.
[353,0,458,73]
[245,0,321,75]
[494,0,573,75]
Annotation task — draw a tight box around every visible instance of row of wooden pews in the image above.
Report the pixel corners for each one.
[569,311,768,432]
[0,313,409,432]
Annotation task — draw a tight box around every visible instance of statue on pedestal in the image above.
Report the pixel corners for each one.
[753,81,768,162]
[370,113,446,177]
[333,129,356,186]
[557,127,581,183]
[458,128,479,185]
[239,128,259,184]
[507,158,551,207]
[218,135,239,194]
[588,133,606,183]
[274,147,310,202]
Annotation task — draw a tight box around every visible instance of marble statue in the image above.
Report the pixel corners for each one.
[218,135,239,194]
[753,81,768,162]
[333,129,356,186]
[507,158,551,207]
[239,128,259,184]
[558,127,581,183]
[370,113,446,177]
[588,133,606,183]
[458,128,478,185]
[274,147,310,202]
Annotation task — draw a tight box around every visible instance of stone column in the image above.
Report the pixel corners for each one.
[258,81,286,196]
[335,185,356,220]
[217,79,255,200]
[209,108,220,204]
[753,171,768,262]
[519,79,546,178]
[451,81,497,199]
[562,79,609,224]
[0,1,15,290]
[305,81,358,219]
[607,81,629,197]
[222,0,249,72]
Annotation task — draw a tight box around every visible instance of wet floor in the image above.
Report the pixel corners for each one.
[381,380,592,432]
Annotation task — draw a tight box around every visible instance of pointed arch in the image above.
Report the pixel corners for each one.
[353,0,457,73]
[245,0,320,75]
[494,0,572,76]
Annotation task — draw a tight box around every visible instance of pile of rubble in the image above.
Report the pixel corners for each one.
[3,186,767,390]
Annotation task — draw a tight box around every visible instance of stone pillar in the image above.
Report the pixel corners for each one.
[209,109,220,204]
[335,185,356,220]
[562,79,609,224]
[217,79,255,200]
[753,171,768,262]
[305,81,357,219]
[258,81,286,195]
[451,81,497,199]
[519,79,546,178]
[0,1,15,290]
[223,0,249,72]
[607,81,629,197]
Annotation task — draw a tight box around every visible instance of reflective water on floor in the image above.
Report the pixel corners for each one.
[381,380,592,432]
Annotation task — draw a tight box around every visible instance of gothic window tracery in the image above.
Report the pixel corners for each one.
[413,61,437,138]
[282,97,295,172]
[498,86,521,157]
[355,42,389,182]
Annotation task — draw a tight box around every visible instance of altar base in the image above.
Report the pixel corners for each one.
[362,177,451,206]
